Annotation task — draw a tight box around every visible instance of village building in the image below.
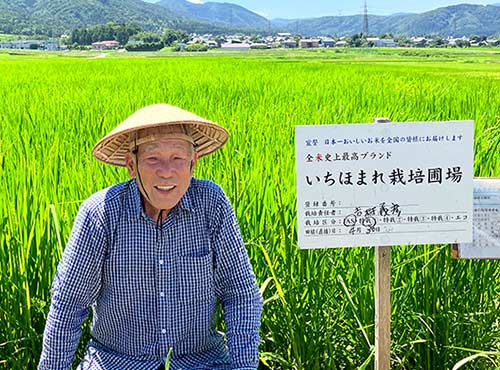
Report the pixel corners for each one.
[250,43,271,49]
[321,38,335,48]
[0,39,60,51]
[204,40,219,48]
[281,39,298,48]
[220,42,250,51]
[91,40,120,50]
[411,37,430,47]
[299,39,320,48]
[373,38,397,47]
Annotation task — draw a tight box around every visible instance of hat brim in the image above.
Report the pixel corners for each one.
[92,105,229,167]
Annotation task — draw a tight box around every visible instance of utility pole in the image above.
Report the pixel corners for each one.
[363,0,369,35]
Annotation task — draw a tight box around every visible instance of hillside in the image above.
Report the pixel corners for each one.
[0,0,181,35]
[0,1,499,37]
[271,4,500,37]
[156,0,269,29]
[394,4,500,37]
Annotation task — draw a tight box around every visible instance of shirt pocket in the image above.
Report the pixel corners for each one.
[176,253,215,303]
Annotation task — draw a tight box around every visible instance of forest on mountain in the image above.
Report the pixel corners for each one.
[275,4,500,36]
[0,0,499,37]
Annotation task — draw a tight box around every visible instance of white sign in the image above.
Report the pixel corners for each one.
[295,121,474,249]
[456,178,500,259]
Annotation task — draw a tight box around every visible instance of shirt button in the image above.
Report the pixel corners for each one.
[161,329,166,334]
[160,292,165,297]
[159,259,164,265]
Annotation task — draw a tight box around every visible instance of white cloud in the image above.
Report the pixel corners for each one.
[186,0,204,3]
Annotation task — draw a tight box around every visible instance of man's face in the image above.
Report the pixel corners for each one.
[126,138,197,220]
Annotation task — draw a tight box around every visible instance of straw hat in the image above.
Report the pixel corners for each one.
[92,104,229,167]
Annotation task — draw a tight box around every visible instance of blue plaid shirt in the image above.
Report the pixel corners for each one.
[38,178,263,370]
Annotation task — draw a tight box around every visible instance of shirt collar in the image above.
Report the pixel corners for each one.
[125,179,195,221]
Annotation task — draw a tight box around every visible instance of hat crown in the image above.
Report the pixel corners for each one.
[123,104,208,126]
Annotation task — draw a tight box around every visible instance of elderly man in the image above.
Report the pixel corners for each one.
[38,104,263,370]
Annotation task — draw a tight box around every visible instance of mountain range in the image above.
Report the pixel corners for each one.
[274,4,500,37]
[0,0,499,37]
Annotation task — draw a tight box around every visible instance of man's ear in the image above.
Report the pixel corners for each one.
[125,153,136,178]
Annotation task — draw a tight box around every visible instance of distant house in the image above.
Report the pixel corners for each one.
[0,39,59,51]
[250,43,270,49]
[299,39,320,48]
[281,39,297,48]
[447,36,470,47]
[412,37,429,47]
[91,40,119,50]
[205,40,219,48]
[321,39,335,48]
[220,42,250,51]
[374,39,397,47]
[335,41,348,47]
[225,38,243,44]
[446,37,458,46]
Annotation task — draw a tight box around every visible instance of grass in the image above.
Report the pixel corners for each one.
[0,48,499,369]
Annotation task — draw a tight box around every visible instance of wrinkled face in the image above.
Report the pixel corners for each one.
[126,138,197,220]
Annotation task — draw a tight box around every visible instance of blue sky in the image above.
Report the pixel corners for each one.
[181,0,498,19]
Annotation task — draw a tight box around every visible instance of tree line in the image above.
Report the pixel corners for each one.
[68,22,189,50]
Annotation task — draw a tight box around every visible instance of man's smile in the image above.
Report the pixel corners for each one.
[155,185,176,192]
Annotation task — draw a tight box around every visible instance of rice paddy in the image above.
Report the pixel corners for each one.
[1,47,500,369]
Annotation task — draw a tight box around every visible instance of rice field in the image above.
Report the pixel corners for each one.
[1,47,500,369]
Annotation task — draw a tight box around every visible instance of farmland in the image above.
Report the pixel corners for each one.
[1,48,500,369]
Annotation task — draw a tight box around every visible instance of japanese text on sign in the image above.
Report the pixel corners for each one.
[295,121,474,249]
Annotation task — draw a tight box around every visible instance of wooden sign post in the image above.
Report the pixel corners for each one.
[375,245,391,370]
[373,118,391,370]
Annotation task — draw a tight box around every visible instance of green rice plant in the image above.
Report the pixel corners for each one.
[0,48,499,369]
